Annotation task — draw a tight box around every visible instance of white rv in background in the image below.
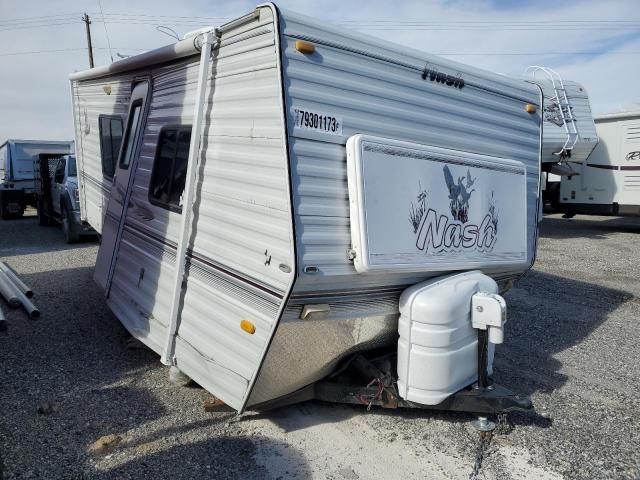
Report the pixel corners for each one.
[523,67,599,212]
[556,111,640,217]
[69,4,597,417]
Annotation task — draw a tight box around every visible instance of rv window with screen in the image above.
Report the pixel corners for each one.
[119,103,142,169]
[149,126,192,211]
[98,115,123,178]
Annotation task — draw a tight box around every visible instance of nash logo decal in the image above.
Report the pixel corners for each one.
[409,165,499,253]
[626,151,640,161]
[421,63,464,90]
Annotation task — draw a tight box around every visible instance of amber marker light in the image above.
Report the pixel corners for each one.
[240,320,256,334]
[525,104,537,114]
[295,40,315,54]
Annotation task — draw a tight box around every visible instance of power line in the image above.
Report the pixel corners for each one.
[0,21,79,32]
[0,17,78,28]
[3,10,640,22]
[96,0,114,62]
[79,15,640,30]
[0,47,144,57]
[78,13,640,26]
[87,12,230,20]
[81,18,640,30]
[0,12,227,26]
[3,19,633,32]
[0,13,80,25]
[3,11,640,31]
[1,47,639,58]
[5,10,640,24]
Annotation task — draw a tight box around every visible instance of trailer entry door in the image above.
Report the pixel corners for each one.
[94,81,150,294]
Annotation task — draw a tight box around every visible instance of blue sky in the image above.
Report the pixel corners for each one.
[0,0,639,140]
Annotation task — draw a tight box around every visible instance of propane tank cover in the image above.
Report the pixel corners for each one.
[397,270,499,405]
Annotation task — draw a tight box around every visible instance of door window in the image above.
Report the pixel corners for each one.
[119,103,142,169]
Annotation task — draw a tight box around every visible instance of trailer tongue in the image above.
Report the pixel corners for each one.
[256,270,532,419]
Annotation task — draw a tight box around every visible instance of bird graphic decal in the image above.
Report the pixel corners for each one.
[443,165,476,223]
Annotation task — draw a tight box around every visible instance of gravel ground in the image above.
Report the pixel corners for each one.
[0,211,638,479]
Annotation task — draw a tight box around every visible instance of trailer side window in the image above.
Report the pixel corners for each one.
[98,115,124,178]
[149,126,192,212]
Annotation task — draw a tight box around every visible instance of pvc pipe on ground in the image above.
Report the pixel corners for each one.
[0,262,33,298]
[0,306,6,331]
[15,288,40,319]
[0,270,39,319]
[0,271,21,308]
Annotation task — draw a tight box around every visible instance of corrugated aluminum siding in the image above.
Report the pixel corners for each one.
[105,6,293,410]
[72,76,133,232]
[278,8,541,294]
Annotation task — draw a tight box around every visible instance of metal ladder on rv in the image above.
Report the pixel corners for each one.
[525,66,580,157]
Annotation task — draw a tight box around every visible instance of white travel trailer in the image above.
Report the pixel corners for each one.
[70,3,563,416]
[0,140,74,218]
[555,111,640,216]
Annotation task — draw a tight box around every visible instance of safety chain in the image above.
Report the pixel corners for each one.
[356,375,397,411]
[469,431,493,480]
[468,414,512,480]
[495,413,512,435]
[357,377,386,411]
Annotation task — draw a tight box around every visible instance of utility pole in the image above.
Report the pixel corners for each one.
[82,13,94,68]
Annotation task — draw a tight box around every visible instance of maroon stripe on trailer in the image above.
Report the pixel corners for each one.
[586,163,617,170]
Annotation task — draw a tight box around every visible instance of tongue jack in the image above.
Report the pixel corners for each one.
[471,292,507,431]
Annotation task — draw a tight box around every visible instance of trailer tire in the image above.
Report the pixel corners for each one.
[0,201,9,220]
[0,191,24,219]
[61,204,79,244]
[0,202,20,219]
[37,200,50,226]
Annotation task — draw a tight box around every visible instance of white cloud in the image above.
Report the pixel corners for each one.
[0,0,638,139]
